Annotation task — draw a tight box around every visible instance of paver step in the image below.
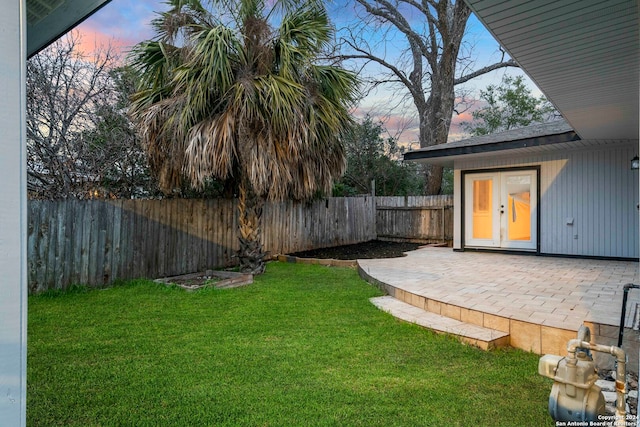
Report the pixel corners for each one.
[370,296,510,350]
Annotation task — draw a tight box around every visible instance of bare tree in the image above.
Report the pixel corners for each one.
[82,66,160,199]
[336,0,518,194]
[26,31,154,199]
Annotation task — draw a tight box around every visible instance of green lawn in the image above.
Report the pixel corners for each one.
[28,262,554,426]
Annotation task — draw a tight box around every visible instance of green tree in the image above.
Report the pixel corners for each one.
[463,75,558,136]
[129,0,358,274]
[335,116,424,196]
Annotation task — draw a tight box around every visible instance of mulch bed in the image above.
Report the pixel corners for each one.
[288,240,422,260]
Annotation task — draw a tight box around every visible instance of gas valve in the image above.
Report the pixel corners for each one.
[538,325,627,424]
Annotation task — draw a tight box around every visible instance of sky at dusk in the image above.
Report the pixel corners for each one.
[75,0,539,144]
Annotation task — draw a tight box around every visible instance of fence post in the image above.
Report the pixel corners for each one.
[441,206,445,242]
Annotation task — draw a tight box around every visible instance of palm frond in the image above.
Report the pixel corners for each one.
[237,0,265,24]
[184,111,237,188]
[152,0,214,43]
[274,3,330,80]
[128,41,178,97]
[309,65,360,108]
[174,25,241,128]
[135,97,188,192]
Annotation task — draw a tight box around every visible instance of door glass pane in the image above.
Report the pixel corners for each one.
[506,175,531,241]
[472,179,492,239]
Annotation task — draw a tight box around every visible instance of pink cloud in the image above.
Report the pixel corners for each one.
[75,22,139,57]
[354,96,490,147]
[73,0,165,57]
[351,106,420,145]
[449,111,473,140]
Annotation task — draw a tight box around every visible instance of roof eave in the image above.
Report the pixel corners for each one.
[27,0,112,58]
[404,130,580,164]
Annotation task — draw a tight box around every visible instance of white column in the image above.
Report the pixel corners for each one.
[453,168,461,249]
[0,0,27,425]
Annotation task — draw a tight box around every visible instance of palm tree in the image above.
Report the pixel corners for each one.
[129,0,358,274]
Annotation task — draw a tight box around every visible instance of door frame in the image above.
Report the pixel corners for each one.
[460,166,541,254]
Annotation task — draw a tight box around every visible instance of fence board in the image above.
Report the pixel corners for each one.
[42,202,54,289]
[27,201,40,292]
[110,201,121,283]
[61,200,75,288]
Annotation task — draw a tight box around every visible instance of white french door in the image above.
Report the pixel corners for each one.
[464,170,537,251]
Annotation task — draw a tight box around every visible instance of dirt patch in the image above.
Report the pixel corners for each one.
[154,270,253,291]
[288,240,422,260]
[166,275,222,290]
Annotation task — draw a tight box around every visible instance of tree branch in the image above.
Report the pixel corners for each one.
[338,41,417,97]
[354,0,431,58]
[454,58,518,85]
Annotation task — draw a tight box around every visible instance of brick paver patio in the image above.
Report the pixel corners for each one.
[358,247,640,358]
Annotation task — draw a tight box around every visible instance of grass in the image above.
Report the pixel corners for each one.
[28,262,554,426]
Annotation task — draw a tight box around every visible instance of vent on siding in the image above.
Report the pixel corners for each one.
[27,0,65,26]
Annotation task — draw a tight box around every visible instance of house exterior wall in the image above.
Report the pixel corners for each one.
[0,1,27,425]
[452,141,639,259]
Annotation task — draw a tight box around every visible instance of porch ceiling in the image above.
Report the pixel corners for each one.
[465,0,639,141]
[27,0,112,57]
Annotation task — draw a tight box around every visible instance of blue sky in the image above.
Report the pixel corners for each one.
[77,0,538,143]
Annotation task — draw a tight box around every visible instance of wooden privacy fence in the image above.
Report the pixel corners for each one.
[28,197,375,292]
[27,195,452,292]
[375,195,453,243]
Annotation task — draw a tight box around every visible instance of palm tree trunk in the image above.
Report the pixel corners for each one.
[237,177,266,274]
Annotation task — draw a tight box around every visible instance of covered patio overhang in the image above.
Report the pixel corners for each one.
[463,0,638,142]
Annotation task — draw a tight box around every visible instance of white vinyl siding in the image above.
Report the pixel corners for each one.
[0,1,27,425]
[453,141,639,258]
